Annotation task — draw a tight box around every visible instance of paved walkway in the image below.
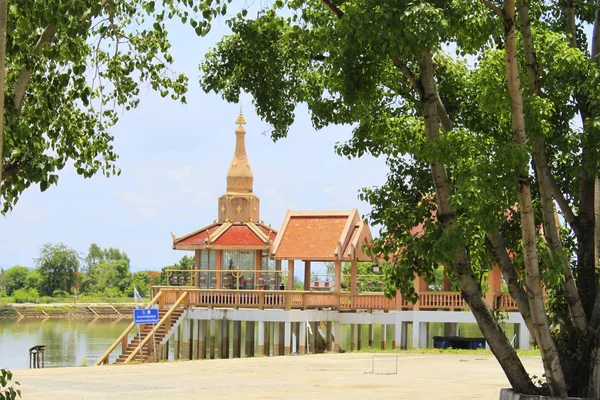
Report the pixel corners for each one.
[14,353,543,399]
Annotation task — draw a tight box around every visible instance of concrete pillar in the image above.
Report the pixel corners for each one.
[393,323,400,350]
[264,322,271,356]
[304,260,311,291]
[444,323,459,337]
[210,320,216,359]
[381,324,387,350]
[299,322,306,355]
[233,321,241,358]
[199,320,206,359]
[401,321,409,349]
[273,322,281,356]
[182,318,191,359]
[333,322,340,352]
[419,322,429,348]
[368,324,374,348]
[280,323,286,356]
[174,324,181,360]
[245,321,255,357]
[350,324,356,351]
[284,322,292,355]
[287,260,295,290]
[357,324,363,350]
[225,320,231,359]
[258,321,265,356]
[312,321,318,354]
[326,321,332,352]
[163,340,169,360]
[294,322,300,354]
[518,323,531,350]
[191,320,199,360]
[412,321,419,349]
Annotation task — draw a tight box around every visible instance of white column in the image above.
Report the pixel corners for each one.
[393,323,401,350]
[284,322,291,355]
[258,321,265,356]
[518,323,531,350]
[273,322,281,356]
[418,322,429,348]
[412,321,420,349]
[299,322,306,355]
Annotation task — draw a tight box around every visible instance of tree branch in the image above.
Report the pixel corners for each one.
[13,24,58,115]
[485,231,535,336]
[482,0,503,17]
[1,162,20,182]
[548,172,579,235]
[320,0,344,19]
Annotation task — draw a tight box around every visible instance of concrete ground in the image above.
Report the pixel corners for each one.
[13,353,543,400]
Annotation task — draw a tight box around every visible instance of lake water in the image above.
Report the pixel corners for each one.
[0,318,131,369]
[0,318,514,370]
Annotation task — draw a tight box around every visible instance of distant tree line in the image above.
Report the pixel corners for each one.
[0,243,161,302]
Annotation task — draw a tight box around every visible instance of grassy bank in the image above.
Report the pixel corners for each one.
[0,296,136,305]
[354,346,541,357]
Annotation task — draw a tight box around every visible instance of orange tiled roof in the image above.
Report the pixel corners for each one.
[173,221,277,250]
[272,209,373,261]
[178,225,221,245]
[275,216,347,259]
[213,225,264,245]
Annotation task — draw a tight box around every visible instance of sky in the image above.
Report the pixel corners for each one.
[0,7,388,272]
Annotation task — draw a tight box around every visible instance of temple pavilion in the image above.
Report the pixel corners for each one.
[171,111,279,290]
[96,112,532,366]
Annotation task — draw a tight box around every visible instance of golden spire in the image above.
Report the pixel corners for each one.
[236,108,246,126]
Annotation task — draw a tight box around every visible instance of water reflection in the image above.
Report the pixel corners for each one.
[0,318,131,369]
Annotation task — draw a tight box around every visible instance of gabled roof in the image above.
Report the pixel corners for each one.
[271,209,373,261]
[173,221,277,251]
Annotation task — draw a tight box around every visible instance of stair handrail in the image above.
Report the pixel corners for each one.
[94,290,164,366]
[124,291,189,364]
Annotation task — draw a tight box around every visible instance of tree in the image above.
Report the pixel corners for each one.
[340,262,383,292]
[2,266,29,296]
[35,243,80,296]
[199,0,600,396]
[0,369,20,400]
[160,255,194,285]
[0,0,231,213]
[84,243,132,296]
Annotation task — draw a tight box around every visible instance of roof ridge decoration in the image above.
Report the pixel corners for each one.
[173,222,220,244]
[246,221,270,243]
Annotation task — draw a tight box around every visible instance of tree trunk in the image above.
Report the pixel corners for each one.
[420,50,537,395]
[503,0,568,396]
[485,231,535,336]
[517,0,587,332]
[0,0,7,193]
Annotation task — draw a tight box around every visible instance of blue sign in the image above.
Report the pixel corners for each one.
[133,308,159,324]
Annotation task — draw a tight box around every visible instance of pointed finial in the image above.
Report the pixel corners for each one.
[236,107,246,125]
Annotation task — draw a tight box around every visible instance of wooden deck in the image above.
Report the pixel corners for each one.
[151,287,519,312]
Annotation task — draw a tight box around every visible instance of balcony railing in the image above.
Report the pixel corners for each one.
[151,287,519,312]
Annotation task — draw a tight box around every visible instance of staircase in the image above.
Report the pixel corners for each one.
[115,307,185,364]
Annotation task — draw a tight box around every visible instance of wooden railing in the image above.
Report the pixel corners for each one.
[124,291,189,364]
[150,286,522,312]
[497,292,519,311]
[94,290,163,366]
[418,291,468,310]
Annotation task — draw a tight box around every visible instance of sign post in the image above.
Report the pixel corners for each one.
[133,309,160,362]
